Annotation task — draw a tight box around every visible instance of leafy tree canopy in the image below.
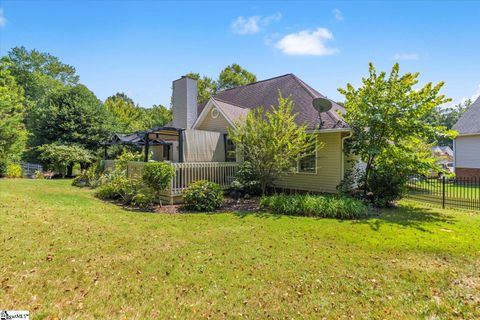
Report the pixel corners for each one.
[142,104,172,129]
[228,94,319,194]
[338,63,456,195]
[105,93,172,132]
[217,63,257,91]
[37,143,95,177]
[0,61,27,163]
[105,92,145,132]
[184,64,257,104]
[2,46,78,103]
[185,73,218,105]
[423,99,471,147]
[28,84,113,150]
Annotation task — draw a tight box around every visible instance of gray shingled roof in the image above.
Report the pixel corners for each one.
[199,74,349,130]
[453,97,480,135]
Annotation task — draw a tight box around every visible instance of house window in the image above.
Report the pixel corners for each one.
[225,137,236,162]
[298,143,317,173]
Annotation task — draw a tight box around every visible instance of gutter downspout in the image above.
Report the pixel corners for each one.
[341,131,353,180]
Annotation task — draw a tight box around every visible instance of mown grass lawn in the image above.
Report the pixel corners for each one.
[1,179,479,319]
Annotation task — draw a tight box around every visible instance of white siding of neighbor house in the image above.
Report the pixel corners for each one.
[275,132,344,194]
[455,135,480,169]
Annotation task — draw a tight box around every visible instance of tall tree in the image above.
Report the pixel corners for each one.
[28,84,112,150]
[142,104,172,129]
[105,92,144,132]
[0,62,27,170]
[338,63,455,195]
[217,63,257,91]
[183,64,257,104]
[424,99,471,147]
[106,93,172,131]
[3,46,78,105]
[185,72,217,104]
[228,95,319,194]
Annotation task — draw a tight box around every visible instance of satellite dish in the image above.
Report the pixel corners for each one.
[312,97,332,113]
[312,97,332,129]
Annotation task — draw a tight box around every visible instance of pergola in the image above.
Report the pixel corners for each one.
[104,126,184,162]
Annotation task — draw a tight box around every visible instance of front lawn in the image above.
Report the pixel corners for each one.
[1,179,479,319]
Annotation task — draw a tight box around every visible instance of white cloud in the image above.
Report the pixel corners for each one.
[333,9,343,21]
[0,9,7,27]
[461,84,480,103]
[275,28,338,56]
[393,53,420,61]
[231,12,282,34]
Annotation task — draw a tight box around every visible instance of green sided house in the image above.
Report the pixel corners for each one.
[105,74,352,203]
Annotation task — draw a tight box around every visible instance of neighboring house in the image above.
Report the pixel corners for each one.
[432,146,453,160]
[431,146,454,174]
[107,74,352,199]
[453,97,480,178]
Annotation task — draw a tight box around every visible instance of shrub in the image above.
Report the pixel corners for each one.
[367,168,407,208]
[183,180,224,212]
[260,194,369,219]
[6,163,22,178]
[116,149,143,171]
[94,174,130,200]
[131,192,156,208]
[142,162,175,204]
[71,163,101,188]
[229,161,261,196]
[72,174,88,187]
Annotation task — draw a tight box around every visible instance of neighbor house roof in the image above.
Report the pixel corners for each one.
[453,97,480,135]
[199,74,349,130]
[432,146,453,157]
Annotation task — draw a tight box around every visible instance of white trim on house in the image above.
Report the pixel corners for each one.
[295,138,318,175]
[307,128,352,134]
[456,133,480,137]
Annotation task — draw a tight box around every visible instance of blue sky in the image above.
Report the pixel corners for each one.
[0,1,479,108]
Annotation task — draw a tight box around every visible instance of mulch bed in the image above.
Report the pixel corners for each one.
[153,197,261,214]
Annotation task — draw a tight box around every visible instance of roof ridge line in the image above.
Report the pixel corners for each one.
[290,74,322,99]
[214,73,294,94]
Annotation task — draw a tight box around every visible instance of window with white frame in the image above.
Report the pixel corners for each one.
[297,142,317,173]
[225,137,236,162]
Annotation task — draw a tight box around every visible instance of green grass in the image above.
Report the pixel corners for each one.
[1,179,480,319]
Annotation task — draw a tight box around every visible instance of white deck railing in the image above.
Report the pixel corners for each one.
[170,162,239,196]
[101,160,239,198]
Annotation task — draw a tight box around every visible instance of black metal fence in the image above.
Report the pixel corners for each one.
[406,176,480,211]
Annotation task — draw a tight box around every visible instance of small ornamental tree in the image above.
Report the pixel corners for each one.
[338,63,456,201]
[142,162,176,205]
[37,144,95,177]
[228,94,320,194]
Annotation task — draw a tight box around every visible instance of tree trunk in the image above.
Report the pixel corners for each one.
[66,163,74,178]
[261,180,267,196]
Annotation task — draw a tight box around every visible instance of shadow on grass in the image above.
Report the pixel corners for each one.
[353,204,456,232]
[231,210,288,220]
